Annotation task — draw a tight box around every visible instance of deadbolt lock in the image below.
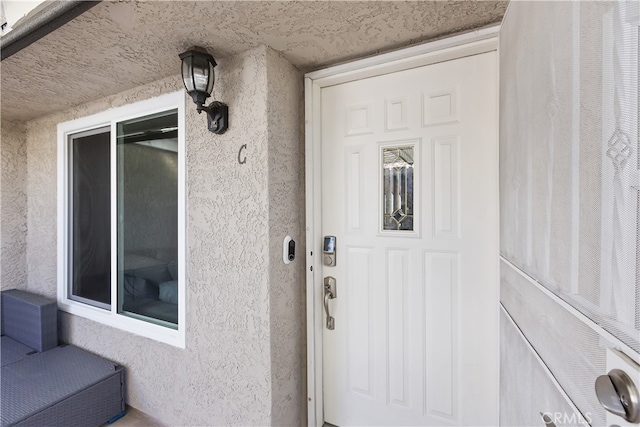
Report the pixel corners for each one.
[595,369,640,423]
[323,236,336,267]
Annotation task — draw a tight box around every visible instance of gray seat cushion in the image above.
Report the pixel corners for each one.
[1,336,35,367]
[132,300,178,324]
[1,345,124,426]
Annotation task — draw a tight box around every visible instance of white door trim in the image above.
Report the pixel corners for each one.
[304,26,500,427]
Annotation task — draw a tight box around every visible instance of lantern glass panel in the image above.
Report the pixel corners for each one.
[181,57,194,92]
[206,65,215,95]
[192,57,210,93]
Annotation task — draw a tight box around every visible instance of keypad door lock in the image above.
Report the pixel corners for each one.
[323,236,336,267]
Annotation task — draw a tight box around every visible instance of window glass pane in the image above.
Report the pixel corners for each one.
[382,146,414,231]
[69,128,111,308]
[117,109,179,327]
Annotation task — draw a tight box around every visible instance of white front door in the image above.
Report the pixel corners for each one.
[320,51,499,426]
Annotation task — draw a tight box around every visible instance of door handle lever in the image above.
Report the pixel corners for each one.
[324,277,336,330]
[540,412,556,427]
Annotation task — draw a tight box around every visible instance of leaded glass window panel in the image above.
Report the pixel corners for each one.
[382,146,414,231]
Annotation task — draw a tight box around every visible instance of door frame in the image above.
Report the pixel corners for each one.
[304,26,500,426]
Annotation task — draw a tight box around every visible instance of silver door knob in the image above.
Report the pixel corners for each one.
[595,369,640,423]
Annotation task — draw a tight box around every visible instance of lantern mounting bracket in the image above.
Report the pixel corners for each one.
[198,101,228,134]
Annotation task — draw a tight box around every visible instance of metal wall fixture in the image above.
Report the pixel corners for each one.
[595,368,640,423]
[179,46,229,134]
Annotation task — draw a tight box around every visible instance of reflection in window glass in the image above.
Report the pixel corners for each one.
[117,110,179,328]
[382,146,414,231]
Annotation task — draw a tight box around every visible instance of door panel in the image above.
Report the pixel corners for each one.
[500,309,588,426]
[321,51,498,426]
[499,2,639,424]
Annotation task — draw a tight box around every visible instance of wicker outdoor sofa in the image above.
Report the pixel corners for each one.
[1,289,125,427]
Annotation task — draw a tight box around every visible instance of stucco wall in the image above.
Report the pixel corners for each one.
[0,120,27,290]
[265,48,306,426]
[17,45,305,426]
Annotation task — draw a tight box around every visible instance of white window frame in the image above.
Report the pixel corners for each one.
[57,91,186,348]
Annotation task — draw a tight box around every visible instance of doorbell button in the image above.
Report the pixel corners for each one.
[283,235,295,264]
[288,239,295,262]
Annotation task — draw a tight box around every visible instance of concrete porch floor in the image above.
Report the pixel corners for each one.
[105,405,166,427]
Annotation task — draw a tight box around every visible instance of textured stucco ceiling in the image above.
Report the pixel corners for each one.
[1,1,507,121]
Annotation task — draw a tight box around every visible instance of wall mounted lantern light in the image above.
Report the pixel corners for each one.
[179,46,229,134]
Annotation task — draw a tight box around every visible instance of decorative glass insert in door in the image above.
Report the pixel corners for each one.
[382,146,414,231]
